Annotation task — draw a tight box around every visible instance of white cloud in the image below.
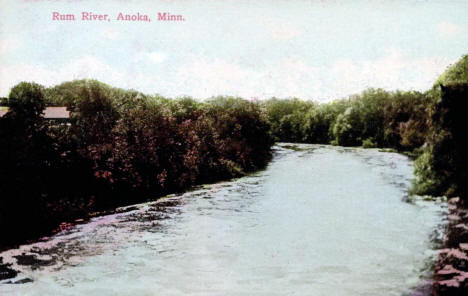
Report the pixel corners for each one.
[176,57,261,98]
[0,37,21,57]
[328,49,453,98]
[1,64,53,95]
[133,51,167,64]
[0,56,125,96]
[0,51,454,101]
[261,57,321,98]
[437,21,462,37]
[174,56,321,100]
[100,28,121,40]
[259,17,301,41]
[62,55,125,82]
[173,50,452,101]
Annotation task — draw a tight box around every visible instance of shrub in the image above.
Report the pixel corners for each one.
[362,138,377,148]
[412,84,468,198]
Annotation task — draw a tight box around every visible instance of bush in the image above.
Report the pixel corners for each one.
[362,138,377,148]
[412,84,468,198]
[331,106,363,146]
[411,149,441,196]
[0,81,274,247]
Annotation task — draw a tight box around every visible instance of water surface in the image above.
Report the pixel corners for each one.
[0,144,447,296]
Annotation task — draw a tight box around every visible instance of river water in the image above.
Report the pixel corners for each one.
[0,144,447,296]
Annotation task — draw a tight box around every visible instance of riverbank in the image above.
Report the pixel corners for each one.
[0,144,446,295]
[0,158,271,253]
[433,197,468,295]
[0,82,274,250]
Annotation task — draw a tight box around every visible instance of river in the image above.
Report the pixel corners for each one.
[0,144,447,296]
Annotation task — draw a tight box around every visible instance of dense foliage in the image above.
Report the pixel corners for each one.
[261,54,468,199]
[0,80,273,247]
[262,88,432,151]
[1,53,467,247]
[434,54,468,86]
[412,84,468,197]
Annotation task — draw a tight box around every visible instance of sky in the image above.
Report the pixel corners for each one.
[1,0,468,101]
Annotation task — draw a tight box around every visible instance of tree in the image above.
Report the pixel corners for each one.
[0,82,57,244]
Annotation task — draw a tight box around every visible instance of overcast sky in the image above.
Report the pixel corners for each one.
[1,0,468,101]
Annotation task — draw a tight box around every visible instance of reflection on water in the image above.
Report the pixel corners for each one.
[0,144,447,296]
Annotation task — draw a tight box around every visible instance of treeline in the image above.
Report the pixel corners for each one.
[0,80,273,247]
[263,89,431,151]
[1,54,467,247]
[262,54,468,200]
